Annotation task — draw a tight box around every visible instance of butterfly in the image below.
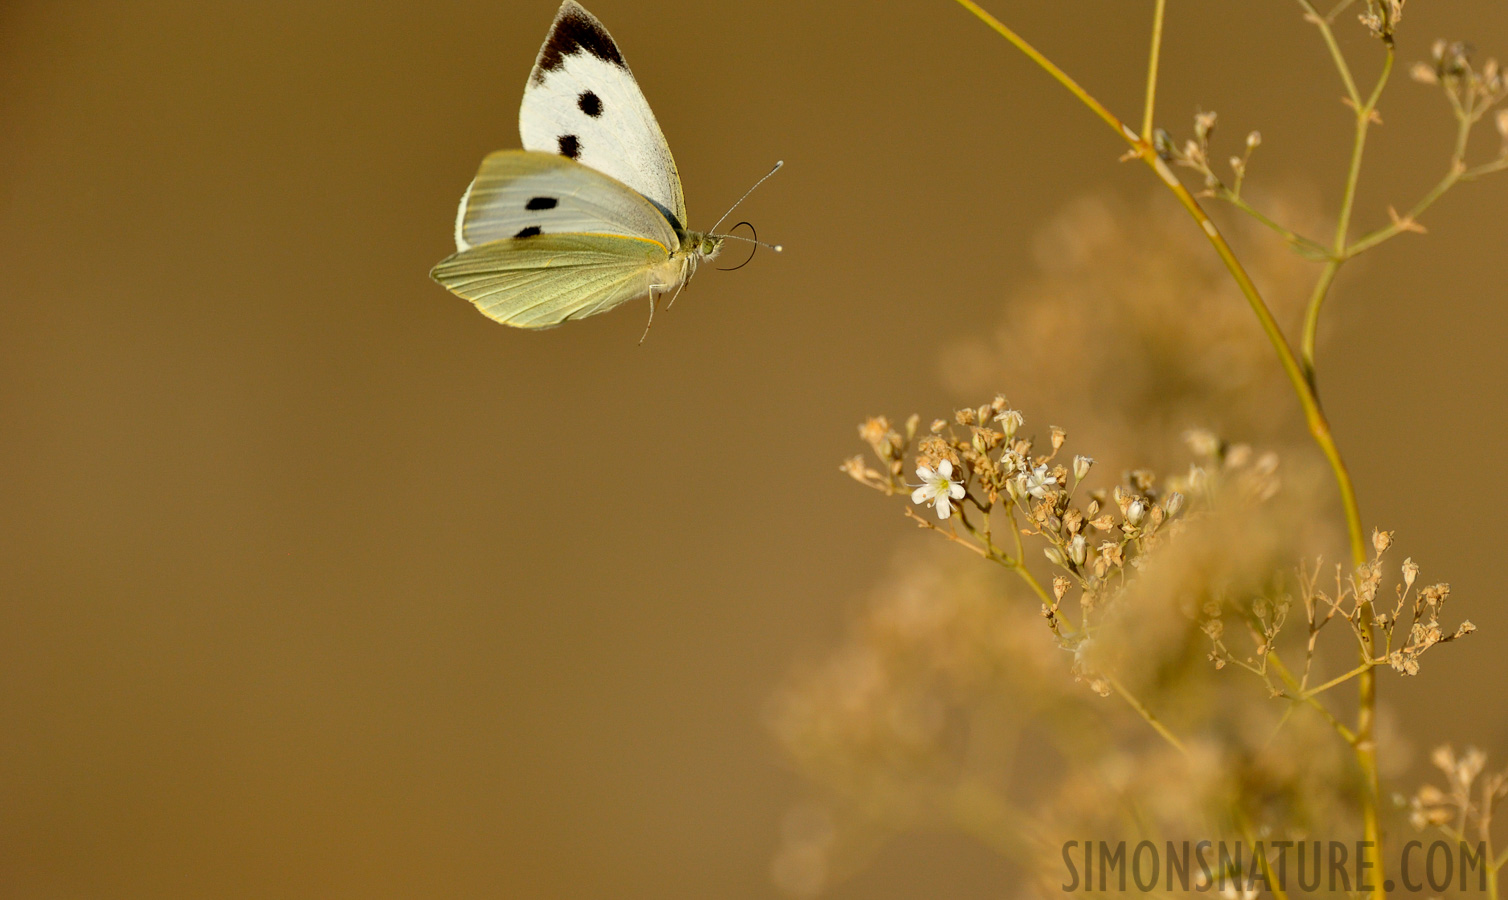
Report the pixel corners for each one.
[431,1,779,332]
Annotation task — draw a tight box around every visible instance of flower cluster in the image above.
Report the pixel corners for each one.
[1408,744,1508,880]
[1412,39,1508,156]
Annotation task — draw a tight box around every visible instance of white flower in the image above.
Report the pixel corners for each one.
[1020,464,1058,499]
[1072,455,1094,482]
[994,408,1023,438]
[911,459,966,520]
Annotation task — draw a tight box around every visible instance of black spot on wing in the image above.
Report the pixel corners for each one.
[515,226,542,238]
[525,196,558,211]
[533,2,626,82]
[558,134,580,159]
[577,90,603,117]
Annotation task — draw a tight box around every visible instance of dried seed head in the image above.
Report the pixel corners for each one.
[1411,61,1439,84]
[1402,557,1419,589]
[930,419,947,434]
[954,407,976,426]
[1049,426,1066,453]
[1373,528,1394,557]
[1052,575,1071,602]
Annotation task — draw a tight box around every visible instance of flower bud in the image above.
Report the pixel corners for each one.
[1068,534,1087,567]
[1164,492,1185,518]
[1073,455,1093,482]
[1044,546,1067,567]
[994,408,1023,439]
[1126,499,1146,525]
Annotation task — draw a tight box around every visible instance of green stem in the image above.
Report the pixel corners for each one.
[951,4,1383,896]
[1298,658,1382,699]
[1221,191,1330,257]
[1142,0,1167,139]
[1345,112,1476,257]
[1006,556,1054,607]
[950,0,1368,573]
[1300,47,1394,385]
[1296,0,1361,106]
[1300,260,1341,387]
[1107,673,1188,756]
[1269,655,1357,743]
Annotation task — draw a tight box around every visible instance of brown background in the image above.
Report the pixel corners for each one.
[2,2,1505,897]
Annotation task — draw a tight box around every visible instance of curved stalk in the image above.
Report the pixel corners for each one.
[950,3,1381,896]
[951,0,1368,569]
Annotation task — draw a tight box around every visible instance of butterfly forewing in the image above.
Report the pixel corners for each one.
[430,233,671,329]
[519,1,688,227]
[456,150,677,251]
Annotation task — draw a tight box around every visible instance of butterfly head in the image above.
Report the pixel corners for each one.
[689,231,725,261]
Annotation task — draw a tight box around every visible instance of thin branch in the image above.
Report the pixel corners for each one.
[1142,0,1167,139]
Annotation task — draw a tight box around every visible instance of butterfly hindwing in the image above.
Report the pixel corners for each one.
[453,150,678,252]
[519,1,688,227]
[430,233,672,329]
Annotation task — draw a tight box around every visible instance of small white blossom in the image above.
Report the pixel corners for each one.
[1020,464,1058,499]
[1072,455,1093,482]
[994,408,1024,438]
[911,459,965,520]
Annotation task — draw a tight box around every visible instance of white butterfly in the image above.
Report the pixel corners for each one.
[432,1,778,332]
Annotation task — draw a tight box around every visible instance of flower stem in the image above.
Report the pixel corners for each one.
[1297,658,1383,699]
[951,3,1382,895]
[1300,47,1394,385]
[950,0,1368,570]
[1106,673,1187,757]
[1142,0,1167,139]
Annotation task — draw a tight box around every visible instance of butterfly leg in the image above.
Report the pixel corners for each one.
[665,259,693,309]
[664,279,689,310]
[638,289,658,345]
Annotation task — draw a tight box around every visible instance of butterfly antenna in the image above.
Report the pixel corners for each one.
[708,160,784,240]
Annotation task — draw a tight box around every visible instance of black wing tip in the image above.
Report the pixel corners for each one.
[532,1,626,84]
